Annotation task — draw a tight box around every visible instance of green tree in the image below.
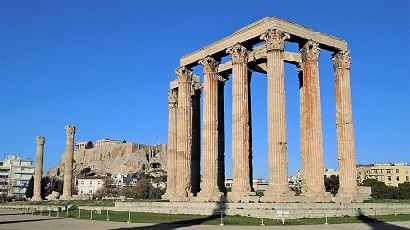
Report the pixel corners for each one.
[324,175,339,196]
[398,182,410,199]
[361,179,400,199]
[95,177,118,199]
[85,141,94,149]
[132,179,151,199]
[80,167,92,177]
[25,176,34,198]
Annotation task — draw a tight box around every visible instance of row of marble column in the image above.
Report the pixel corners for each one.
[30,125,77,201]
[164,29,362,203]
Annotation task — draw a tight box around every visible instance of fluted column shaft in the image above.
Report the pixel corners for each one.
[163,89,178,199]
[300,41,326,195]
[261,30,293,196]
[32,136,45,201]
[198,56,222,196]
[227,43,252,194]
[62,125,77,199]
[174,66,193,198]
[333,50,362,202]
[191,83,202,195]
[217,79,226,193]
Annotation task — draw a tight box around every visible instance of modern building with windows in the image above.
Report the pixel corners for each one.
[0,155,35,198]
[357,162,410,186]
[76,176,106,195]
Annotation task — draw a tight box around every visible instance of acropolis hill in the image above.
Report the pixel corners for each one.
[45,139,167,177]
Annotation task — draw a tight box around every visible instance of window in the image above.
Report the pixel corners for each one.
[387,169,391,174]
[89,189,93,194]
[373,169,378,174]
[388,176,392,181]
[406,169,409,174]
[396,169,400,173]
[98,180,101,185]
[81,180,84,185]
[406,176,409,182]
[396,176,400,181]
[90,180,93,185]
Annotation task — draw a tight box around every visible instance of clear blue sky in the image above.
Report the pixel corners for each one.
[1,0,409,180]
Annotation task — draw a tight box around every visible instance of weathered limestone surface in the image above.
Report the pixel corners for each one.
[162,89,178,200]
[173,66,193,201]
[260,29,295,202]
[226,43,255,202]
[32,136,45,201]
[197,56,224,201]
[168,17,361,203]
[46,143,167,177]
[333,50,362,203]
[62,125,77,200]
[299,41,331,202]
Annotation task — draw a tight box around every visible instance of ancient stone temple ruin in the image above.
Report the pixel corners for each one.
[164,17,362,203]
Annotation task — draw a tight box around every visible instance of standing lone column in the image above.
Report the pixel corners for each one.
[333,50,363,203]
[197,56,224,201]
[172,66,193,201]
[299,40,331,201]
[62,125,77,200]
[227,43,255,202]
[32,136,45,201]
[260,29,295,202]
[162,88,178,200]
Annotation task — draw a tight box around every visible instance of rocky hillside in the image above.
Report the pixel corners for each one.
[45,142,167,177]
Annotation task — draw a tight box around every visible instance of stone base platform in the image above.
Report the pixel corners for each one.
[114,202,410,220]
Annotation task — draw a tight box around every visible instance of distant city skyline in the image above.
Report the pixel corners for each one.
[1,1,409,180]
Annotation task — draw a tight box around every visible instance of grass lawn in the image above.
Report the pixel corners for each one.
[3,199,410,226]
[22,207,410,226]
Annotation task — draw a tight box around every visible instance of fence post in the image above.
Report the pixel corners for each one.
[127,210,131,223]
[106,209,110,221]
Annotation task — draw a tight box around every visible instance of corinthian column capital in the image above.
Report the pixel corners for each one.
[199,56,219,74]
[332,50,351,70]
[168,89,178,104]
[175,66,193,83]
[226,43,249,64]
[300,40,321,61]
[65,125,77,136]
[260,29,290,51]
[36,136,45,145]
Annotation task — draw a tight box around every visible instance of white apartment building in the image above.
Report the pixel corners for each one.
[0,155,35,198]
[76,176,106,195]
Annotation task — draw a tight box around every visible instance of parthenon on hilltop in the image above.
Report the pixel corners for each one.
[164,17,362,203]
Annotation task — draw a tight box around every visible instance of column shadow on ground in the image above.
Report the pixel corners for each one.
[356,208,409,230]
[110,200,227,230]
[0,217,57,225]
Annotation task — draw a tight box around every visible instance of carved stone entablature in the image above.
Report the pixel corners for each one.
[300,40,321,62]
[199,56,219,74]
[226,43,249,64]
[65,125,77,137]
[332,50,351,70]
[175,66,193,83]
[36,136,45,145]
[168,89,178,104]
[191,82,203,96]
[260,29,290,51]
